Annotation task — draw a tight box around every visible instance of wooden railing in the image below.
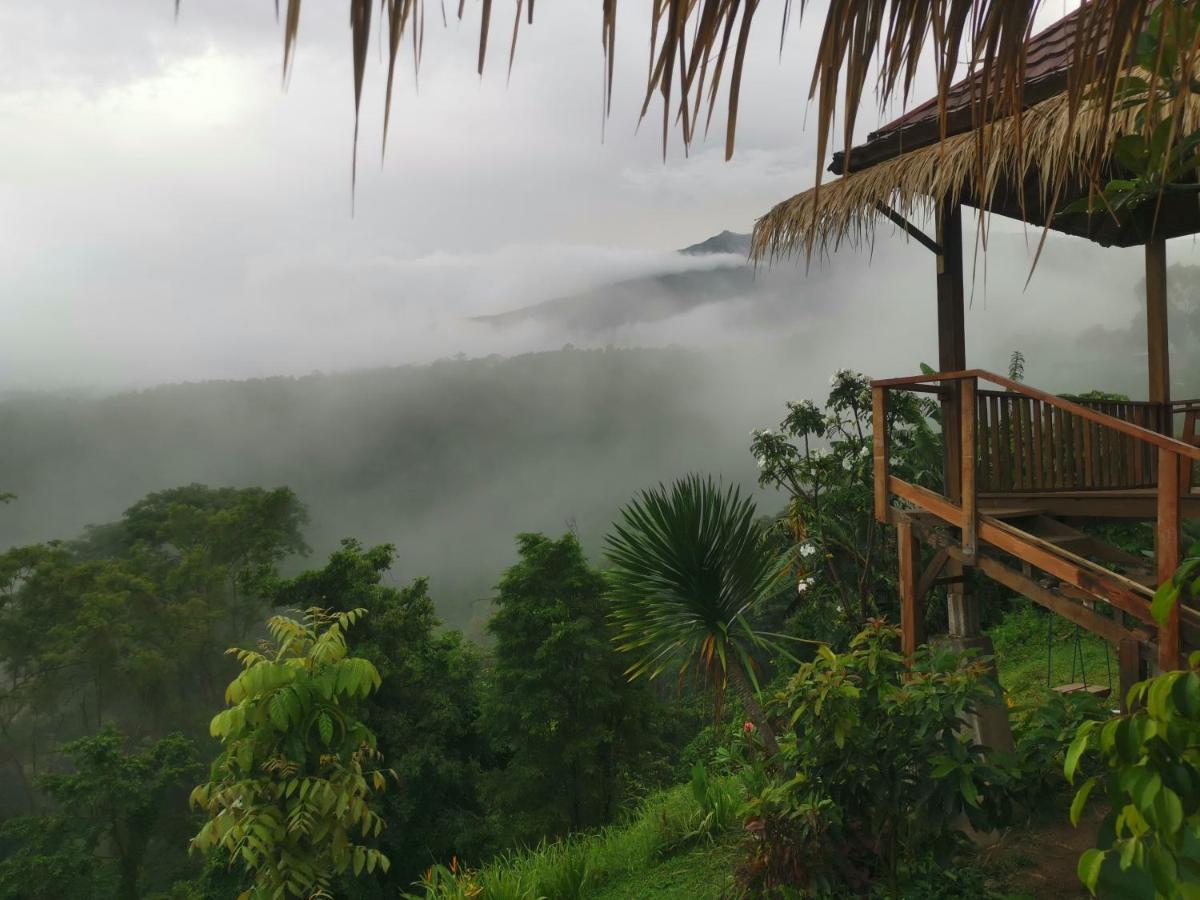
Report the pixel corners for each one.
[872,369,1200,672]
[975,391,1168,492]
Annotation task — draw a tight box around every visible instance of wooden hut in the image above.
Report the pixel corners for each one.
[751,8,1200,726]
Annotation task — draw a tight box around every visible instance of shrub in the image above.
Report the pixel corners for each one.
[1064,537,1200,898]
[741,620,1015,897]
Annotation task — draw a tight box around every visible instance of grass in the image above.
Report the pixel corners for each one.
[405,775,746,899]
[989,601,1121,706]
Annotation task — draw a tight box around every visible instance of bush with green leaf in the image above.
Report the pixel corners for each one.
[1064,540,1200,898]
[741,620,1015,897]
[190,608,391,899]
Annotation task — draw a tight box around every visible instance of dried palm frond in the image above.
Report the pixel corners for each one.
[179,2,1196,217]
[749,84,1200,261]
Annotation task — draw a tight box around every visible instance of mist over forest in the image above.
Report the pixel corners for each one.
[4,227,1194,631]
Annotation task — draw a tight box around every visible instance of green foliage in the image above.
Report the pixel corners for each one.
[1061,3,1200,220]
[191,608,391,899]
[1008,689,1109,810]
[750,370,942,638]
[401,780,744,900]
[743,620,1014,896]
[483,532,662,842]
[268,540,494,891]
[1007,350,1026,383]
[0,728,198,900]
[1152,538,1200,629]
[605,474,787,745]
[1065,663,1200,897]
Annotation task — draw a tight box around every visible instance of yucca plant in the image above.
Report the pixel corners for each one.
[604,474,788,755]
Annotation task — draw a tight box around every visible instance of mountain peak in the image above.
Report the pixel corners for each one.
[679,230,752,257]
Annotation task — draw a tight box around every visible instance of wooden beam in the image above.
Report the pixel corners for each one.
[1146,239,1171,412]
[978,516,1156,625]
[873,387,889,523]
[961,377,978,563]
[889,476,963,527]
[898,519,923,657]
[1158,447,1181,671]
[937,202,966,504]
[903,513,1145,647]
[915,548,951,601]
[874,202,943,255]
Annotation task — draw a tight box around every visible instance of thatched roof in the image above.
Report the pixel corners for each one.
[752,84,1200,260]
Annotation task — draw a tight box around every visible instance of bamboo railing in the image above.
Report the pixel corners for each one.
[871,369,1200,672]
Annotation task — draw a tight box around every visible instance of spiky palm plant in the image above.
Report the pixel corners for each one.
[604,474,788,755]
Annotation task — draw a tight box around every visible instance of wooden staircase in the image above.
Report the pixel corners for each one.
[871,369,1200,690]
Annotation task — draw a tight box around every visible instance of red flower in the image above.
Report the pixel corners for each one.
[743,721,755,733]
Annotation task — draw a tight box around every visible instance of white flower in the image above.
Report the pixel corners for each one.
[796,576,815,594]
[841,456,854,471]
[756,456,766,469]
[798,543,816,557]
[889,456,901,466]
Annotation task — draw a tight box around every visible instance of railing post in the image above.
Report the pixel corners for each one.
[873,386,889,524]
[898,518,922,658]
[1157,446,1181,672]
[960,377,978,564]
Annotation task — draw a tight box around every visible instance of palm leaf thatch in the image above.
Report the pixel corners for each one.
[604,475,789,743]
[245,2,1175,190]
[750,84,1200,260]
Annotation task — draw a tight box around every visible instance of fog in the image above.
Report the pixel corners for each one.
[3,2,1197,628]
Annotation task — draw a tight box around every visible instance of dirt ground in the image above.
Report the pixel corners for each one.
[981,806,1108,899]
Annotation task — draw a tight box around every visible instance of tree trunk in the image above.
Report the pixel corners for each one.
[728,664,780,756]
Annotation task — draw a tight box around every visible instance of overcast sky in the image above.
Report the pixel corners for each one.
[0,1,1138,391]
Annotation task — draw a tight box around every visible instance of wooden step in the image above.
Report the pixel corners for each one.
[980,506,1047,519]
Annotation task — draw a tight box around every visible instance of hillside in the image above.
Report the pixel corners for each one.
[0,346,788,631]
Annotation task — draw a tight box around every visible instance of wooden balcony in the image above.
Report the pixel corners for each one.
[871,370,1200,684]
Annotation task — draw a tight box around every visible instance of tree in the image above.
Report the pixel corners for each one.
[0,727,198,900]
[605,475,788,755]
[750,370,942,638]
[0,485,310,816]
[268,540,493,891]
[190,608,391,899]
[482,532,658,841]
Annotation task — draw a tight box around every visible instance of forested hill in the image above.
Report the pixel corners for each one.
[0,346,786,631]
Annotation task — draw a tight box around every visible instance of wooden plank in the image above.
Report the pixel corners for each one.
[978,516,1156,625]
[978,393,992,492]
[873,387,889,524]
[1045,403,1058,488]
[1012,397,1026,489]
[1031,397,1045,490]
[1158,447,1181,671]
[1071,411,1085,490]
[1182,408,1197,491]
[898,519,923,657]
[1053,406,1067,489]
[961,378,978,562]
[998,398,1008,489]
[1082,418,1095,488]
[1134,405,1146,485]
[1024,397,1037,489]
[1124,404,1137,486]
[889,476,963,527]
[988,396,1008,489]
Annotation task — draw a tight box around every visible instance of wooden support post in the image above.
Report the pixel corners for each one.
[873,387,889,523]
[937,202,966,502]
[1146,240,1171,420]
[1118,638,1140,714]
[898,519,922,657]
[961,378,978,564]
[1157,447,1181,672]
